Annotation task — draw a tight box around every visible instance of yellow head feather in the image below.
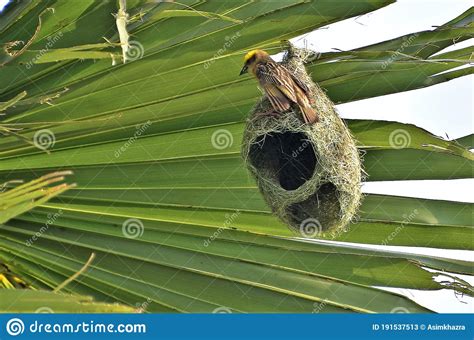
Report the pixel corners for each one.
[244,50,258,62]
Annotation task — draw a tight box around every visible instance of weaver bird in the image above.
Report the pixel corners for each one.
[239,49,318,124]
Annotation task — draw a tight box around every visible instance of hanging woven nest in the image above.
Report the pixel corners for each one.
[241,44,363,238]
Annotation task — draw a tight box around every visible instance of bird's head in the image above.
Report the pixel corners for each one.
[239,49,270,75]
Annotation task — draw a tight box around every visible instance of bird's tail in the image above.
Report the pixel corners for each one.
[294,87,319,124]
[299,104,319,124]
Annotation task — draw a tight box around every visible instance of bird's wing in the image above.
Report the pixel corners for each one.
[287,67,311,95]
[257,61,318,123]
[262,83,291,112]
[256,62,298,103]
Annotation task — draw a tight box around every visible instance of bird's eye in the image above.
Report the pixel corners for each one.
[248,55,256,63]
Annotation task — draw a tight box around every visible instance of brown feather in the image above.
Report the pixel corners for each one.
[253,59,319,124]
[294,86,319,124]
[263,83,291,112]
[241,50,319,124]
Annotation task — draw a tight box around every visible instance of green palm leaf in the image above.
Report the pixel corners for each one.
[0,0,472,313]
[0,290,135,313]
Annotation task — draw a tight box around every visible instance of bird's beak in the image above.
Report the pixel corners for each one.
[239,65,248,76]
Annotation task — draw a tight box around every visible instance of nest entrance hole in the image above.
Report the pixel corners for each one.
[248,131,318,191]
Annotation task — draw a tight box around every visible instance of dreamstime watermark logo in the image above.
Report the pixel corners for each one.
[381,33,419,69]
[33,129,56,150]
[204,31,241,69]
[125,40,145,62]
[135,298,152,313]
[389,129,411,149]
[381,209,418,245]
[292,139,311,158]
[35,307,54,313]
[312,300,328,313]
[305,51,322,63]
[5,319,146,335]
[25,31,64,69]
[6,318,25,336]
[122,218,144,239]
[212,306,232,314]
[115,120,152,158]
[299,39,323,63]
[211,129,233,150]
[391,307,410,314]
[204,210,240,247]
[26,209,63,246]
[299,218,322,238]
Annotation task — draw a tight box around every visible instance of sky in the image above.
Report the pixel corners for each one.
[1,0,472,312]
